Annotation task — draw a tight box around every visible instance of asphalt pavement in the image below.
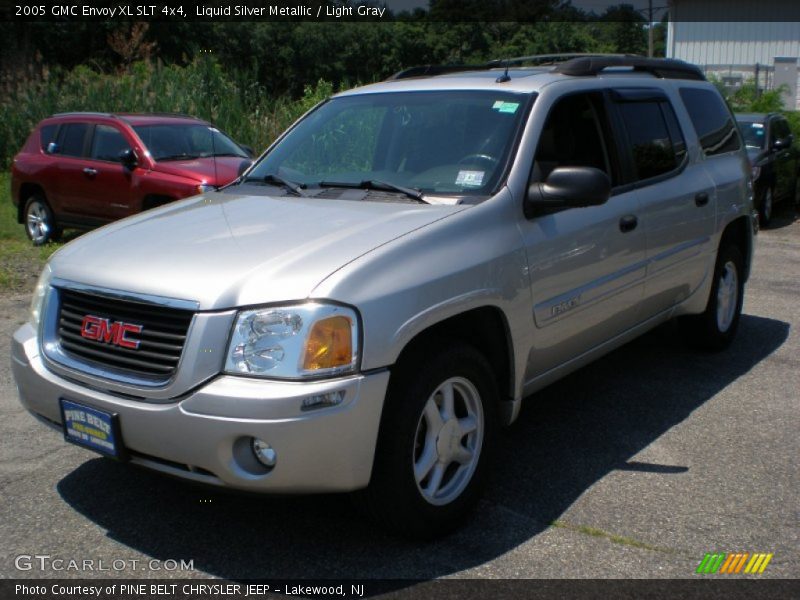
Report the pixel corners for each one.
[1,208,797,582]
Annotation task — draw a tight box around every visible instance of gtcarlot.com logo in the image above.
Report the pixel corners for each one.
[14,554,194,572]
[696,552,773,574]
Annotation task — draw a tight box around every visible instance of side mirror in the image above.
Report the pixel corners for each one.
[237,159,253,177]
[239,144,254,158]
[46,142,59,154]
[119,148,138,170]
[772,134,793,151]
[524,166,611,218]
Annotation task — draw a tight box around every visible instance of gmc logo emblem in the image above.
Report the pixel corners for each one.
[80,315,143,349]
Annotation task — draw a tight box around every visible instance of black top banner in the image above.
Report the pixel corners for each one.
[3,0,800,22]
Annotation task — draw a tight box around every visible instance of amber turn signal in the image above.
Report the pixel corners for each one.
[302,316,353,371]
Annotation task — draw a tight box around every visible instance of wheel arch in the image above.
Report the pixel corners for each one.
[719,215,753,283]
[390,305,516,425]
[17,183,48,224]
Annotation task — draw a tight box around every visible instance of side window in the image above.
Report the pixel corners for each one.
[617,100,685,181]
[90,125,131,162]
[59,123,90,157]
[772,118,791,143]
[39,124,58,152]
[531,93,615,184]
[679,88,741,156]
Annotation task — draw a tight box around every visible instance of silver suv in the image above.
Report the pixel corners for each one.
[11,56,755,538]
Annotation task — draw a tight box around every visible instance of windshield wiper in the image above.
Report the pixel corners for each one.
[318,180,427,203]
[243,173,306,196]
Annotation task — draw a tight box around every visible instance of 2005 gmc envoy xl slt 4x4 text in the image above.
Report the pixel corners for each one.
[11,56,756,538]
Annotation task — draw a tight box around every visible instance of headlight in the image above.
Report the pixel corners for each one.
[196,183,216,194]
[224,303,359,379]
[751,166,761,181]
[30,264,52,329]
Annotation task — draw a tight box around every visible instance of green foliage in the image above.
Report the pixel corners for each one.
[0,59,335,168]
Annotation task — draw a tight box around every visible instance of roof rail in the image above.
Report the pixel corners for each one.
[486,53,633,68]
[51,111,117,118]
[386,64,490,80]
[554,56,705,80]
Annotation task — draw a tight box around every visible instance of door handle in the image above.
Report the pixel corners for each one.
[695,192,709,207]
[83,167,98,177]
[619,214,638,233]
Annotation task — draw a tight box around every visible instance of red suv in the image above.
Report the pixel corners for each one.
[11,112,253,244]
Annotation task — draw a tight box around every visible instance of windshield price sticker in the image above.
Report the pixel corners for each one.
[492,100,520,114]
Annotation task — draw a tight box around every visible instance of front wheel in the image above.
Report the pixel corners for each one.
[759,186,774,227]
[681,244,744,351]
[360,342,497,539]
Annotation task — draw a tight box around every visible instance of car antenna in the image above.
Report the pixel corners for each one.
[496,59,511,83]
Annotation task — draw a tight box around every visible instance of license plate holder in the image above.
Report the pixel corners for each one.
[60,398,127,460]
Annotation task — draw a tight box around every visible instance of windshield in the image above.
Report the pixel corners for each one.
[737,119,766,149]
[133,124,248,161]
[246,90,531,196]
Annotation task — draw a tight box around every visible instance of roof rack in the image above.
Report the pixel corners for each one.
[486,53,633,68]
[554,56,705,80]
[51,111,117,118]
[386,64,489,80]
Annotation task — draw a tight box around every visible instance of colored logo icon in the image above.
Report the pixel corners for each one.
[696,552,773,574]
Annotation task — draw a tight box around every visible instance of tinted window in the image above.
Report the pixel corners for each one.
[60,123,89,157]
[90,125,131,162]
[772,117,791,141]
[133,124,247,161]
[737,119,766,149]
[680,88,740,156]
[618,101,683,181]
[39,124,58,151]
[531,93,615,184]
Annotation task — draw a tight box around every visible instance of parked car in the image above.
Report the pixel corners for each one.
[11,56,755,538]
[11,113,253,245]
[736,112,799,226]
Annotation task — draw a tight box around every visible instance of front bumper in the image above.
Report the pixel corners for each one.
[11,322,389,493]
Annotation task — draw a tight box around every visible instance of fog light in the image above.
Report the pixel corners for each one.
[251,439,277,468]
[301,390,345,411]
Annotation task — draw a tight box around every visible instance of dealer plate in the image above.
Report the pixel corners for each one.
[60,398,125,459]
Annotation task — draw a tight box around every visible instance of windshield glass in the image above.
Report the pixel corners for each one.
[133,124,248,160]
[737,119,766,149]
[246,91,531,196]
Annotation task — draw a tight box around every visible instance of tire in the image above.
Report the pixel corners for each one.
[360,341,498,539]
[24,195,62,245]
[758,186,774,228]
[681,244,745,352]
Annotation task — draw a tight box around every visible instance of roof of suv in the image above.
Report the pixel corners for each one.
[337,55,707,97]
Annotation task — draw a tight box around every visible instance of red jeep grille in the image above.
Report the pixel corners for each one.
[57,288,194,379]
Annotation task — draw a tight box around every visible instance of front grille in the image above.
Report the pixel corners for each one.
[57,288,194,379]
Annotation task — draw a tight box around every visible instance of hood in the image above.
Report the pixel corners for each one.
[51,191,466,310]
[151,156,251,186]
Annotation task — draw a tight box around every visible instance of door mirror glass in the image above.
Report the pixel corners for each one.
[525,166,611,218]
[46,142,59,154]
[119,148,138,170]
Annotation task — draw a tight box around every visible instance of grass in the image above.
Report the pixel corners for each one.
[0,172,62,293]
[551,519,676,554]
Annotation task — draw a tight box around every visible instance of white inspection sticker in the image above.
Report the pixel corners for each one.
[492,100,520,114]
[455,170,485,187]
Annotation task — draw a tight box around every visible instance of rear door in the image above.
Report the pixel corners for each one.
[611,88,716,318]
[51,122,93,217]
[770,116,796,201]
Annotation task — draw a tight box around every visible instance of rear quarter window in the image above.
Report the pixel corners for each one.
[679,88,741,156]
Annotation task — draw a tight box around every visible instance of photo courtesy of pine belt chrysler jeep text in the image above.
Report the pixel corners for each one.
[11,56,756,538]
